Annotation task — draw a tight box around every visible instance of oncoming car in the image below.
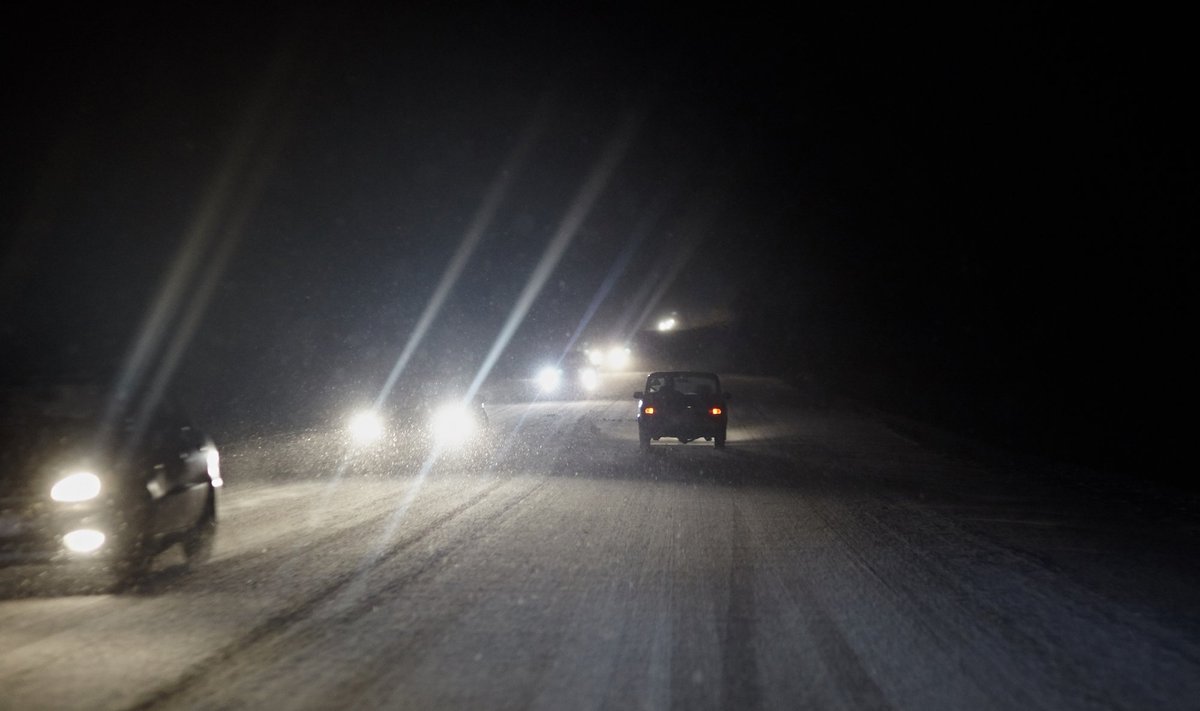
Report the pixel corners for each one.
[584,343,632,371]
[0,381,221,588]
[634,371,730,449]
[345,395,490,454]
[535,351,600,399]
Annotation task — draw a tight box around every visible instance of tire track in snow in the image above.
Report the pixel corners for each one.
[124,475,532,710]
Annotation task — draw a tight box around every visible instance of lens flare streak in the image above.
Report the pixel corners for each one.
[465,115,637,405]
[372,110,544,410]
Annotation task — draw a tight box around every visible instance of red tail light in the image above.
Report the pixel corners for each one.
[643,406,655,415]
[710,407,723,416]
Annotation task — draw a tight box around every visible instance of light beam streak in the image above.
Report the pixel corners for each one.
[615,187,725,344]
[131,129,287,439]
[559,196,662,359]
[464,115,638,405]
[345,115,637,598]
[371,110,545,411]
[101,41,297,448]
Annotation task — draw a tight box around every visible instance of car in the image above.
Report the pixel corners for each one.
[634,371,730,449]
[346,394,490,453]
[0,380,221,587]
[535,350,600,399]
[584,343,632,371]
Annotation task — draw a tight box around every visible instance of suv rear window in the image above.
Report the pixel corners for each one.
[645,374,719,397]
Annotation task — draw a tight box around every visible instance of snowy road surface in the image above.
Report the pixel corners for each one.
[2,375,1197,710]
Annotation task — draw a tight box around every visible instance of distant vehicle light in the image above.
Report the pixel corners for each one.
[710,407,723,416]
[537,366,562,393]
[657,317,677,331]
[430,403,477,447]
[51,472,101,503]
[586,349,605,366]
[63,529,106,553]
[606,346,630,369]
[579,367,599,391]
[643,406,655,415]
[348,410,386,444]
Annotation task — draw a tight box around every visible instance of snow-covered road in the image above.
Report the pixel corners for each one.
[2,375,1197,710]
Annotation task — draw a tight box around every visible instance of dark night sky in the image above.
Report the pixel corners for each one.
[2,6,1194,475]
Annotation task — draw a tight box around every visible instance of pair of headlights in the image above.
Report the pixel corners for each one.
[43,473,106,554]
[537,366,599,394]
[585,346,631,369]
[348,405,479,447]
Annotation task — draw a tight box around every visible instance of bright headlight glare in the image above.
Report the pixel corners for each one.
[348,410,386,444]
[51,472,102,502]
[580,367,599,391]
[537,366,562,393]
[431,404,476,446]
[587,349,605,366]
[63,529,106,553]
[606,346,630,369]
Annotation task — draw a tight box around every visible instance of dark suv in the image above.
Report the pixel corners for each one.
[634,371,730,449]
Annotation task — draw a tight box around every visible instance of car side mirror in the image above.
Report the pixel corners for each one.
[633,391,643,399]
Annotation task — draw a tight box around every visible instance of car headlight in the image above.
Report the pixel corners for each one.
[51,471,102,503]
[536,366,562,393]
[348,410,386,444]
[63,529,106,553]
[430,403,477,447]
[579,367,599,391]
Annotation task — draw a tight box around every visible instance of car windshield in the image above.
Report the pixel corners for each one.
[646,374,718,396]
[670,374,718,396]
[645,375,669,393]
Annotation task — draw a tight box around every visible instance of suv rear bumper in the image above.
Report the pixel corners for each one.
[638,418,726,440]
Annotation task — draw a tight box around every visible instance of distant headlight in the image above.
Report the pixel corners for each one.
[586,349,605,366]
[606,346,630,369]
[537,366,562,393]
[348,410,386,444]
[579,367,599,391]
[51,472,102,503]
[430,403,477,447]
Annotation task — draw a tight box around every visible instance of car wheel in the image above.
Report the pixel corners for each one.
[109,535,154,591]
[714,431,726,449]
[183,491,217,566]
